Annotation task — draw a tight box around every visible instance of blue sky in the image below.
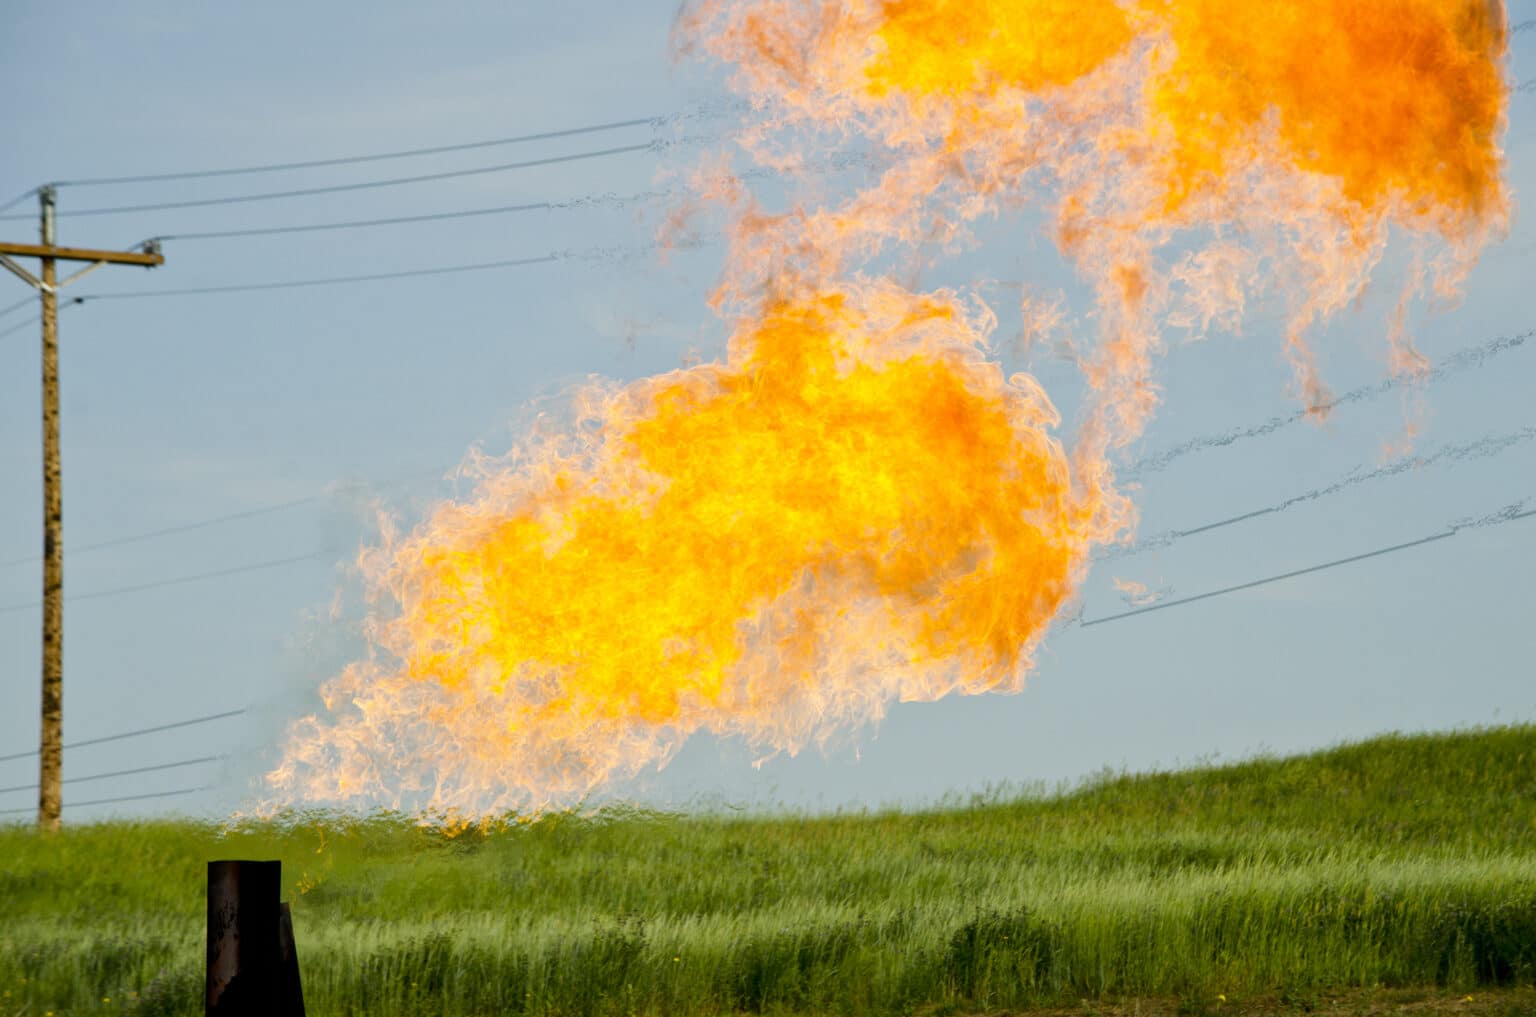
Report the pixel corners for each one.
[1,2,1534,821]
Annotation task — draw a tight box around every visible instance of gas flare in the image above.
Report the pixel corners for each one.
[269,0,1511,819]
[269,285,1099,814]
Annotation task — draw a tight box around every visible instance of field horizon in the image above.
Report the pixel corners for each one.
[3,722,1534,1016]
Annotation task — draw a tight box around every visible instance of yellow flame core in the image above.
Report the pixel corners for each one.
[866,0,1134,97]
[413,293,1078,708]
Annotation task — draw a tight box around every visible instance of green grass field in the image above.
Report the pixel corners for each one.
[3,725,1535,1016]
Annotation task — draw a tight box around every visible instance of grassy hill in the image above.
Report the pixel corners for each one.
[3,725,1535,1016]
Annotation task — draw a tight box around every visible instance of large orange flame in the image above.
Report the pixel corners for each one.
[270,285,1095,814]
[268,0,1510,819]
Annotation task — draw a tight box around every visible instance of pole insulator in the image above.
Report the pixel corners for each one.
[38,187,56,247]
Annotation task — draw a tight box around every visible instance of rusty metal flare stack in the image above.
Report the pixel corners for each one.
[206,860,306,1017]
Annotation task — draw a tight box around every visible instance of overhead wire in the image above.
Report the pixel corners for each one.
[0,708,246,763]
[0,755,226,794]
[51,115,662,187]
[0,468,448,569]
[0,316,37,340]
[0,141,666,221]
[5,149,848,249]
[1081,503,1536,626]
[140,157,847,243]
[0,550,334,615]
[76,253,562,299]
[0,297,85,341]
[68,232,715,300]
[145,183,674,242]
[1104,425,1536,561]
[155,199,555,241]
[0,187,37,215]
[0,295,34,319]
[0,99,750,224]
[0,495,322,568]
[1126,328,1536,477]
[137,151,853,245]
[0,786,209,816]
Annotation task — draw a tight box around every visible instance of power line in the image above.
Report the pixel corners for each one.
[1082,504,1536,626]
[1086,532,1455,625]
[1104,426,1536,561]
[26,154,843,246]
[0,494,322,569]
[148,182,692,242]
[0,785,209,816]
[0,754,225,794]
[0,550,333,615]
[69,233,713,300]
[141,164,836,243]
[157,200,554,241]
[77,254,561,299]
[0,295,33,319]
[141,150,861,247]
[0,188,37,215]
[0,469,447,570]
[0,315,37,340]
[145,149,878,247]
[150,184,687,242]
[0,298,85,341]
[52,116,661,187]
[0,141,664,221]
[0,494,321,568]
[1126,327,1536,477]
[0,708,245,763]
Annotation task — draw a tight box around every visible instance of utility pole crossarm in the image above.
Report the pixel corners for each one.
[0,241,163,267]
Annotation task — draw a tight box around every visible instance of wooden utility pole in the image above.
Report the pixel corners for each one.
[0,186,164,830]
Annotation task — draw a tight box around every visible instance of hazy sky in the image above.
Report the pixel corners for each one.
[1,2,1534,822]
